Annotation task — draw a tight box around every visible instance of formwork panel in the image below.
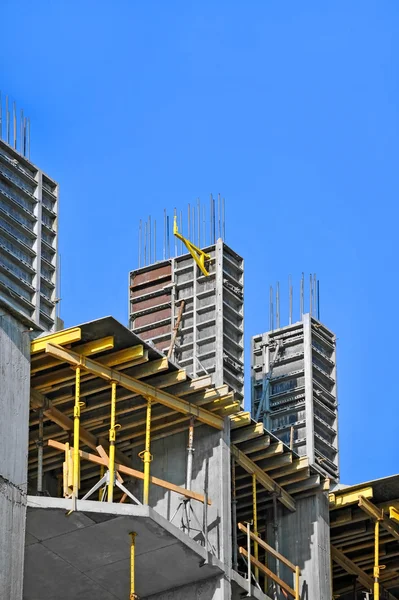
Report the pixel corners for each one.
[251,314,339,481]
[129,240,244,405]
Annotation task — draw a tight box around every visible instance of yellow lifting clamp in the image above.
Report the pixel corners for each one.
[173,215,211,277]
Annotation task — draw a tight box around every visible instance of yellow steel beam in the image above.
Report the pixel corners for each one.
[31,336,115,373]
[32,345,146,391]
[359,496,399,541]
[173,215,211,276]
[231,444,295,512]
[329,486,373,510]
[31,327,81,354]
[390,506,399,523]
[44,343,224,430]
[141,399,152,505]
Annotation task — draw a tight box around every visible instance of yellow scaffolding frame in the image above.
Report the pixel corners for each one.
[139,399,152,505]
[252,474,259,582]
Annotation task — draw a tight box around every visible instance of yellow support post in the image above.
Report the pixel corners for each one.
[141,398,152,505]
[107,381,118,502]
[129,531,137,600]
[252,473,259,582]
[73,366,81,498]
[375,520,380,597]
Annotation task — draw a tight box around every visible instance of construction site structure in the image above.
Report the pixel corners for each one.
[251,313,339,481]
[129,238,244,406]
[0,135,59,331]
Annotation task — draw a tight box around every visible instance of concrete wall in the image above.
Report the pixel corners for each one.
[131,421,231,560]
[130,419,232,598]
[142,576,224,600]
[0,312,31,600]
[276,491,331,600]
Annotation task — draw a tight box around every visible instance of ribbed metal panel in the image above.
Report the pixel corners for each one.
[251,315,339,481]
[129,240,244,405]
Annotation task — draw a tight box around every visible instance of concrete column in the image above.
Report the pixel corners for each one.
[0,312,30,600]
[277,491,332,600]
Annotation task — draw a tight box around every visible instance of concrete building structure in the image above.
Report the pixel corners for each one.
[251,314,339,482]
[0,137,59,332]
[129,239,244,405]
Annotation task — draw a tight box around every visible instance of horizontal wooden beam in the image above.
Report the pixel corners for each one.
[239,547,296,598]
[231,444,295,512]
[230,411,251,429]
[231,422,264,444]
[331,544,372,590]
[48,439,210,505]
[45,343,224,430]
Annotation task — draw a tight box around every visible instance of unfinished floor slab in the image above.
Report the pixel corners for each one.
[23,496,225,600]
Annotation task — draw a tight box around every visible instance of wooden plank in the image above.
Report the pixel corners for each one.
[48,439,210,505]
[239,547,296,598]
[238,522,297,572]
[45,343,224,430]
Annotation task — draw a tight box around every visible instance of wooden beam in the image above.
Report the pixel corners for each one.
[236,436,271,455]
[45,343,224,430]
[239,547,296,598]
[48,439,211,505]
[230,411,251,429]
[231,422,264,444]
[331,544,372,589]
[231,444,295,512]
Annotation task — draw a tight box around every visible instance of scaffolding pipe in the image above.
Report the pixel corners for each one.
[142,399,152,505]
[107,381,117,502]
[252,474,259,581]
[186,417,195,490]
[37,409,44,494]
[374,519,380,600]
[73,367,81,498]
[129,532,137,599]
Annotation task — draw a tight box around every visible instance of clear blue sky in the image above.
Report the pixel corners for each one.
[2,1,398,484]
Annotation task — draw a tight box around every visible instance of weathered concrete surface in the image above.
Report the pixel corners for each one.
[130,420,231,568]
[23,498,224,600]
[277,491,331,600]
[0,313,30,600]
